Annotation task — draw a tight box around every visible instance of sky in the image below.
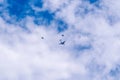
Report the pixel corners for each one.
[0,0,120,80]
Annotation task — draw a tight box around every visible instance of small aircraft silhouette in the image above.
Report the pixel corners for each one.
[59,39,65,45]
[60,41,65,45]
[61,34,64,37]
[41,37,44,39]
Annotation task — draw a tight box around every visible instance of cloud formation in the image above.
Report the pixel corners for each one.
[0,0,120,80]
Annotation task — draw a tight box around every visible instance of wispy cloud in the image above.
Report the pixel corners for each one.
[0,0,120,80]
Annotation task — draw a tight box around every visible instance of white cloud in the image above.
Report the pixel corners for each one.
[1,0,120,80]
[0,17,85,80]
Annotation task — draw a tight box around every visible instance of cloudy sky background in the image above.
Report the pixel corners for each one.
[0,0,120,80]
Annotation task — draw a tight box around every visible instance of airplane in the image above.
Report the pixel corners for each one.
[59,39,65,45]
[41,37,44,39]
[61,34,64,37]
[60,41,65,45]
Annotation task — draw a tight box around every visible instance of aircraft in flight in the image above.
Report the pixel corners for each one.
[59,39,65,45]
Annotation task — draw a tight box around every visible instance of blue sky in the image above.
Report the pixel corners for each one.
[2,0,69,32]
[0,0,120,80]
